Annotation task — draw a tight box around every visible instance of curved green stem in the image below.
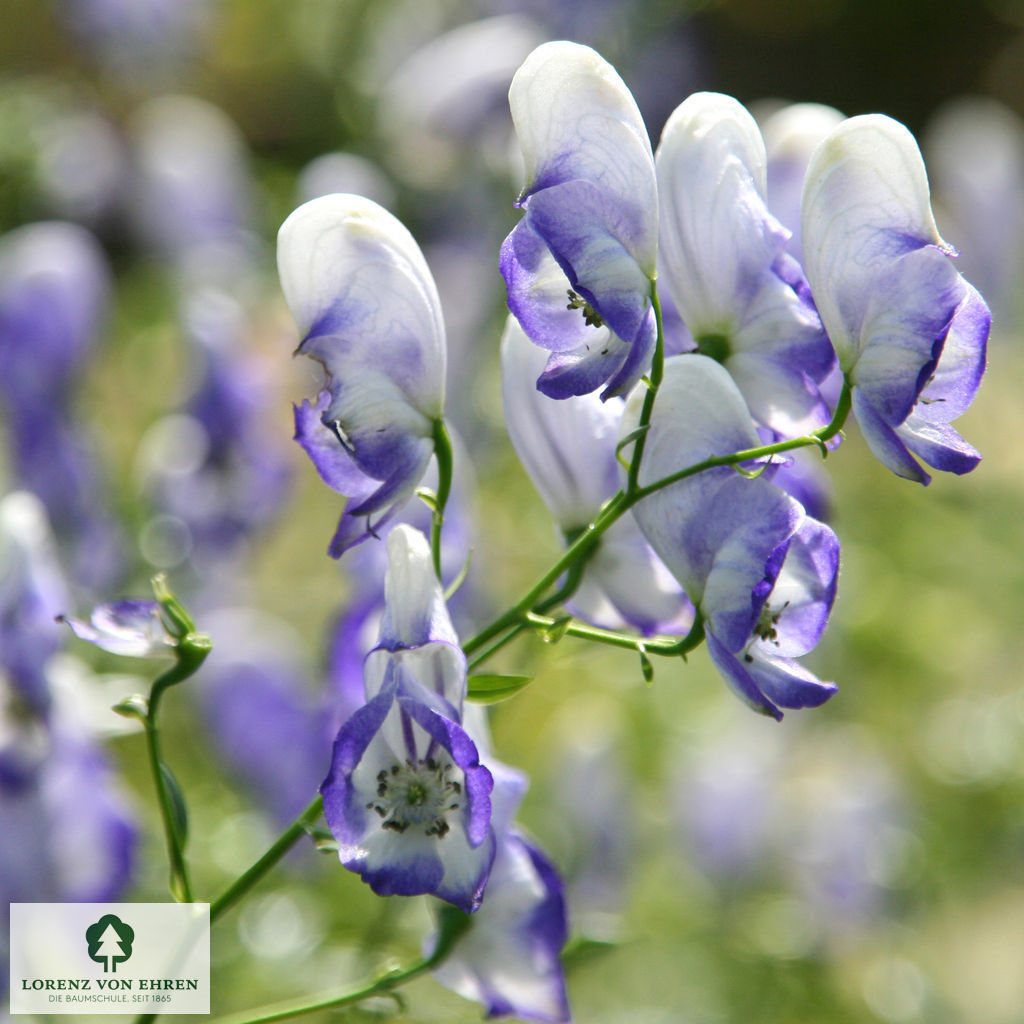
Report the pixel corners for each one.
[462,380,852,671]
[210,795,324,924]
[146,635,211,903]
[524,609,705,658]
[430,418,454,581]
[206,906,471,1024]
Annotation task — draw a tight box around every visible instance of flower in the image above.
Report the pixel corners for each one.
[655,92,836,436]
[500,40,658,400]
[429,709,570,1023]
[801,114,990,483]
[278,194,448,554]
[320,526,494,911]
[626,355,838,719]
[501,316,692,635]
[58,601,175,659]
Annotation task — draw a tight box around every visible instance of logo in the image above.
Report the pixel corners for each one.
[85,915,135,973]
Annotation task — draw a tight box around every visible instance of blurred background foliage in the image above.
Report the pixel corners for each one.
[3,1,1024,1023]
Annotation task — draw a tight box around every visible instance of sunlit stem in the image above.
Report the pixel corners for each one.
[524,609,705,658]
[146,631,211,904]
[204,905,471,1024]
[210,795,324,923]
[625,281,665,495]
[462,380,852,669]
[430,418,454,582]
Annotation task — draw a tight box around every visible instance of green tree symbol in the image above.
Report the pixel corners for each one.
[85,915,135,973]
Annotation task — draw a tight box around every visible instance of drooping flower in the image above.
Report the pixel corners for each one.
[801,114,990,483]
[429,708,570,1023]
[58,600,175,659]
[500,40,658,400]
[320,526,494,911]
[278,194,448,554]
[655,92,836,436]
[501,316,692,635]
[626,355,838,719]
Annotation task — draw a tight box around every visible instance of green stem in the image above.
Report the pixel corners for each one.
[625,282,665,495]
[462,381,852,669]
[524,609,705,658]
[146,637,211,903]
[430,418,454,581]
[206,906,471,1024]
[210,795,324,924]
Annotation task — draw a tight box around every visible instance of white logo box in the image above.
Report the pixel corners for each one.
[9,903,210,1015]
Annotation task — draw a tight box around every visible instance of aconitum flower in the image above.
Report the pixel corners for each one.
[320,526,494,911]
[627,355,838,719]
[430,710,570,1023]
[501,40,658,399]
[58,601,174,658]
[278,195,448,555]
[801,114,990,483]
[501,317,692,635]
[656,92,836,436]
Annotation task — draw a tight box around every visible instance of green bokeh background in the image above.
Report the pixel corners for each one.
[4,1,1024,1023]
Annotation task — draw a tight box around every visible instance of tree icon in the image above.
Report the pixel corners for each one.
[85,915,135,973]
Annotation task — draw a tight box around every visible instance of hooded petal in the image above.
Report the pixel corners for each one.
[656,92,835,435]
[278,194,446,550]
[625,354,802,644]
[502,41,657,398]
[430,831,570,1023]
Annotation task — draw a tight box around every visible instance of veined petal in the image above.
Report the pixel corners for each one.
[500,317,620,527]
[321,674,494,912]
[625,355,801,631]
[278,195,446,550]
[503,41,657,398]
[378,525,459,649]
[851,246,961,424]
[277,194,445,416]
[706,629,837,721]
[59,601,173,658]
[852,387,930,484]
[510,41,657,275]
[431,831,570,1023]
[656,92,835,434]
[801,114,953,371]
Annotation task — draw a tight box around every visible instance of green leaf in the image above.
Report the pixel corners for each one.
[111,694,149,722]
[541,616,572,644]
[415,487,439,512]
[467,673,534,704]
[639,651,654,684]
[159,762,189,849]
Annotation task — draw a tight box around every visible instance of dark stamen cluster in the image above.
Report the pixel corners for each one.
[365,757,462,838]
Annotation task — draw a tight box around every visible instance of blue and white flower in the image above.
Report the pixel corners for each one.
[278,194,448,554]
[656,92,836,436]
[320,526,494,911]
[626,355,838,719]
[500,40,658,400]
[501,316,692,635]
[801,114,989,483]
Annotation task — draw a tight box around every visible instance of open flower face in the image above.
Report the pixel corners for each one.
[320,526,495,911]
[278,194,447,553]
[801,114,989,482]
[500,41,658,400]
